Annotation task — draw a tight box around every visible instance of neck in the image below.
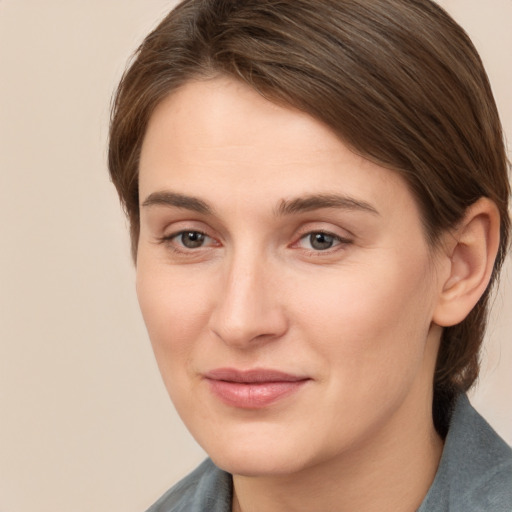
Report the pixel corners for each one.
[232,387,443,512]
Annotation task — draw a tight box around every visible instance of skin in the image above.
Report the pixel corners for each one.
[136,76,467,511]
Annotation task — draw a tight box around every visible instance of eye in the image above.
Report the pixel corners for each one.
[169,230,213,249]
[298,231,345,251]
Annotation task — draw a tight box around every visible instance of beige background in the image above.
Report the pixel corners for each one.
[0,1,510,511]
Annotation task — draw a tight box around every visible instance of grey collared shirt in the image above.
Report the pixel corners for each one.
[147,395,512,511]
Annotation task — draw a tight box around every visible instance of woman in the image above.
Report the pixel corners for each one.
[108,0,512,510]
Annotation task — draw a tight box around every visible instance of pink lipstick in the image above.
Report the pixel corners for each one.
[204,368,309,409]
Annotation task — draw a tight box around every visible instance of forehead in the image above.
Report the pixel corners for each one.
[141,77,352,169]
[139,77,417,220]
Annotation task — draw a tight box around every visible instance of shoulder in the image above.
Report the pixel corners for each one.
[418,394,512,512]
[145,459,232,512]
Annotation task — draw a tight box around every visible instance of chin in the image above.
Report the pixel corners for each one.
[198,426,318,478]
[211,449,306,478]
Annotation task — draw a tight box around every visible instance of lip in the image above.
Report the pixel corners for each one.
[204,368,310,409]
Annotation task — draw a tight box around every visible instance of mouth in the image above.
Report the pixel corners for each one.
[203,368,310,409]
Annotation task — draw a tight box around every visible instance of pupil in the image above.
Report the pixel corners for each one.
[182,231,204,248]
[311,233,334,250]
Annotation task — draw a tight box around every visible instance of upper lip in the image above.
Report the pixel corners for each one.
[204,368,309,383]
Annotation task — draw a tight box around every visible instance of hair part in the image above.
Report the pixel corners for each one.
[108,0,510,435]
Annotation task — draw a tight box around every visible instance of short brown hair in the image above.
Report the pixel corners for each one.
[108,0,510,433]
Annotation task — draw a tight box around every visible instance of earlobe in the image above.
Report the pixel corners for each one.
[433,198,500,327]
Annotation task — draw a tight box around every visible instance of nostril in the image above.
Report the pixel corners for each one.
[208,260,288,347]
[209,301,288,348]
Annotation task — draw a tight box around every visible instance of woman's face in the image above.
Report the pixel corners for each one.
[137,77,444,477]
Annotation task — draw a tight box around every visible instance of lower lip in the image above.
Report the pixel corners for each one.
[206,379,308,409]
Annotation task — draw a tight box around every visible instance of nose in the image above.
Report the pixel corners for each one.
[208,253,288,349]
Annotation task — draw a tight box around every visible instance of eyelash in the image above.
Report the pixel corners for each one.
[158,228,352,257]
[157,230,217,254]
[295,230,352,253]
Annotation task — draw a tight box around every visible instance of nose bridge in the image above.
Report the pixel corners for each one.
[209,245,286,347]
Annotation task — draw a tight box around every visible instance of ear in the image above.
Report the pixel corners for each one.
[433,197,501,327]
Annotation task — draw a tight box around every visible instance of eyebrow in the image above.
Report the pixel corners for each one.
[276,194,379,216]
[141,191,213,215]
[141,190,379,217]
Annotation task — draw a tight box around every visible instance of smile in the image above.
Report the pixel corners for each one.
[204,368,310,409]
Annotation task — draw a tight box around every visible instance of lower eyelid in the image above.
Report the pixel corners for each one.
[293,233,346,252]
[164,230,221,251]
[156,228,351,250]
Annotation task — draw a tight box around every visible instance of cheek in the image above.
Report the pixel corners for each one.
[291,257,435,380]
[135,259,211,363]
[135,261,218,420]
[284,259,437,449]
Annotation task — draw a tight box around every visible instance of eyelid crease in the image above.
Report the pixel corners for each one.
[299,230,352,242]
[294,230,353,250]
[158,229,211,243]
[294,221,356,240]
